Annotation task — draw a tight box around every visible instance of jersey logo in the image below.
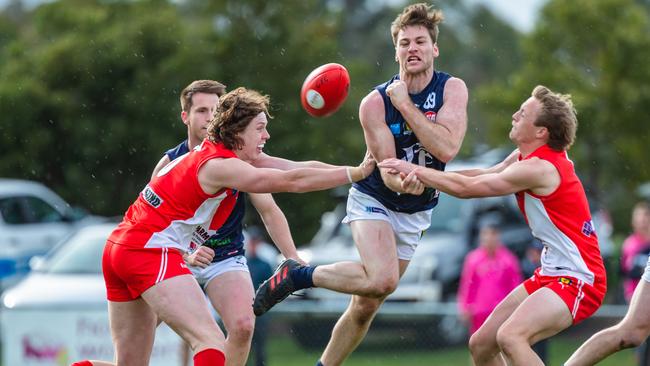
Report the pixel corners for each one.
[142,186,163,208]
[422,92,436,109]
[581,220,595,237]
[402,143,435,167]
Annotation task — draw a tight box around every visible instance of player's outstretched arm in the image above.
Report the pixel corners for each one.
[453,148,521,177]
[200,157,373,195]
[379,157,554,199]
[252,153,338,170]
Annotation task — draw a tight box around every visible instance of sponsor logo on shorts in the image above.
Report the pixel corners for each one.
[559,277,572,286]
[581,220,595,237]
[180,262,188,269]
[389,123,401,135]
[424,111,437,121]
[365,206,388,216]
[142,185,163,208]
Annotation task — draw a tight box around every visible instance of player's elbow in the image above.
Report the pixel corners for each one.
[439,145,461,163]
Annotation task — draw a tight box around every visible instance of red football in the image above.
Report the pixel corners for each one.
[300,63,350,117]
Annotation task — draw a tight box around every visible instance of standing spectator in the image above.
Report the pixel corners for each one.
[246,227,275,366]
[621,201,650,303]
[458,222,522,335]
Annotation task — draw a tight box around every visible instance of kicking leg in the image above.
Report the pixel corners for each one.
[318,220,405,366]
[313,220,400,297]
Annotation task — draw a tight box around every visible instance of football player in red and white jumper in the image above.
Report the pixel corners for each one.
[100,87,375,366]
[379,85,606,366]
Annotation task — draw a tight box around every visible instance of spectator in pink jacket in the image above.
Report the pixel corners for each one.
[621,201,650,303]
[458,222,523,334]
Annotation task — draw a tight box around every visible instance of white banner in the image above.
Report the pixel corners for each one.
[1,308,182,366]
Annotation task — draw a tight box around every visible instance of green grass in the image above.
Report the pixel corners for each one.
[261,335,635,366]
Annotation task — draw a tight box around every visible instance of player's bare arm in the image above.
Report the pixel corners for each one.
[151,155,171,180]
[360,90,420,194]
[454,148,521,177]
[199,157,373,195]
[249,193,303,263]
[252,153,339,170]
[387,77,468,163]
[379,157,559,198]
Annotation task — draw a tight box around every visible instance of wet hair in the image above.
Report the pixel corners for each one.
[180,80,226,112]
[207,87,271,150]
[532,85,577,151]
[391,3,444,45]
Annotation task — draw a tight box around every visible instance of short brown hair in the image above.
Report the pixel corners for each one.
[532,85,577,151]
[207,87,271,150]
[391,3,444,45]
[180,80,226,112]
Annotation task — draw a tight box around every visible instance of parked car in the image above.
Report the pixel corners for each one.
[276,154,535,349]
[0,179,105,285]
[0,222,182,366]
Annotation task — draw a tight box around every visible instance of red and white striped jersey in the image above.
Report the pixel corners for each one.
[108,140,239,253]
[515,144,605,286]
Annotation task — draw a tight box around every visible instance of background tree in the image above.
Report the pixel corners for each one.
[477,0,650,229]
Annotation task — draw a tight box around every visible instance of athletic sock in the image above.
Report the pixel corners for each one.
[71,361,93,366]
[193,348,225,366]
[290,265,316,289]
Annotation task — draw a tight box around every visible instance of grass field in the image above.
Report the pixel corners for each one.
[260,335,636,366]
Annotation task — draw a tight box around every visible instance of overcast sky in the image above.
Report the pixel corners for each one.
[472,0,547,32]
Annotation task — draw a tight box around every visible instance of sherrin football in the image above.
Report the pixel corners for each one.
[300,63,350,117]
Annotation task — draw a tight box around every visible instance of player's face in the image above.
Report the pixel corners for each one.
[235,112,270,163]
[395,25,438,75]
[509,96,544,145]
[182,92,220,144]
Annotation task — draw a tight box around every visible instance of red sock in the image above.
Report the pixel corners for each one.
[193,348,225,366]
[71,362,93,366]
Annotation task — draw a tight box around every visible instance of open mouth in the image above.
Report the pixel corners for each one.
[407,56,421,64]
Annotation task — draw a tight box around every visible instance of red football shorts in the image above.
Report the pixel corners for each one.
[523,267,606,324]
[103,240,192,302]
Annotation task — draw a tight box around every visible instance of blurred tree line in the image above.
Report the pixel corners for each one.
[0,0,647,244]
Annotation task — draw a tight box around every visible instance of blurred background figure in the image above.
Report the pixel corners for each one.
[621,201,650,303]
[457,220,522,335]
[520,239,548,363]
[245,226,275,366]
